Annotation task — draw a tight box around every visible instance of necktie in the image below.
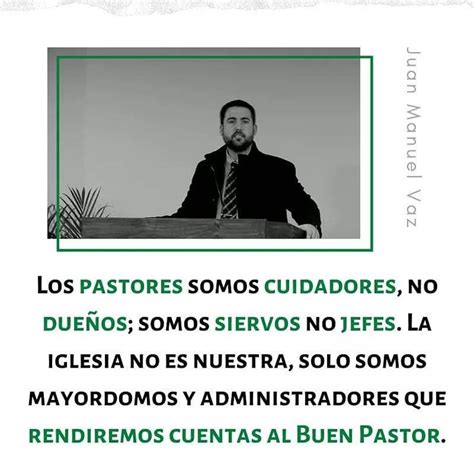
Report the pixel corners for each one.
[221,162,238,219]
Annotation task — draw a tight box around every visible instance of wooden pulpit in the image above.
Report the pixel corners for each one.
[82,218,306,239]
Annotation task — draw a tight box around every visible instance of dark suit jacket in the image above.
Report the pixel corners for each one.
[172,143,321,233]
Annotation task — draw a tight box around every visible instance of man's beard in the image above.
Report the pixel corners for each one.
[224,132,254,152]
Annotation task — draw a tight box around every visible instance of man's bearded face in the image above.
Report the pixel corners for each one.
[220,106,257,152]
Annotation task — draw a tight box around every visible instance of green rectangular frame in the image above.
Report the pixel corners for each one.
[55,54,373,252]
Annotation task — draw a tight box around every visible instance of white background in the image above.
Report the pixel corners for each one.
[0,4,473,474]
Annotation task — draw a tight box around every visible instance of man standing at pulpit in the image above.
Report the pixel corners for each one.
[171,99,322,238]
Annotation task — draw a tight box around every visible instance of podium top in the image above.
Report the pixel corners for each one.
[82,218,305,239]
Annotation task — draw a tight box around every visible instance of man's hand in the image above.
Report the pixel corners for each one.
[297,224,320,239]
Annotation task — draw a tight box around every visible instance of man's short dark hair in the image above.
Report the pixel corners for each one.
[220,99,256,124]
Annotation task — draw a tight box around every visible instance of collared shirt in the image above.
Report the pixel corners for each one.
[216,144,252,218]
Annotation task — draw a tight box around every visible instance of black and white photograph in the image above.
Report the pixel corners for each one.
[48,47,370,250]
